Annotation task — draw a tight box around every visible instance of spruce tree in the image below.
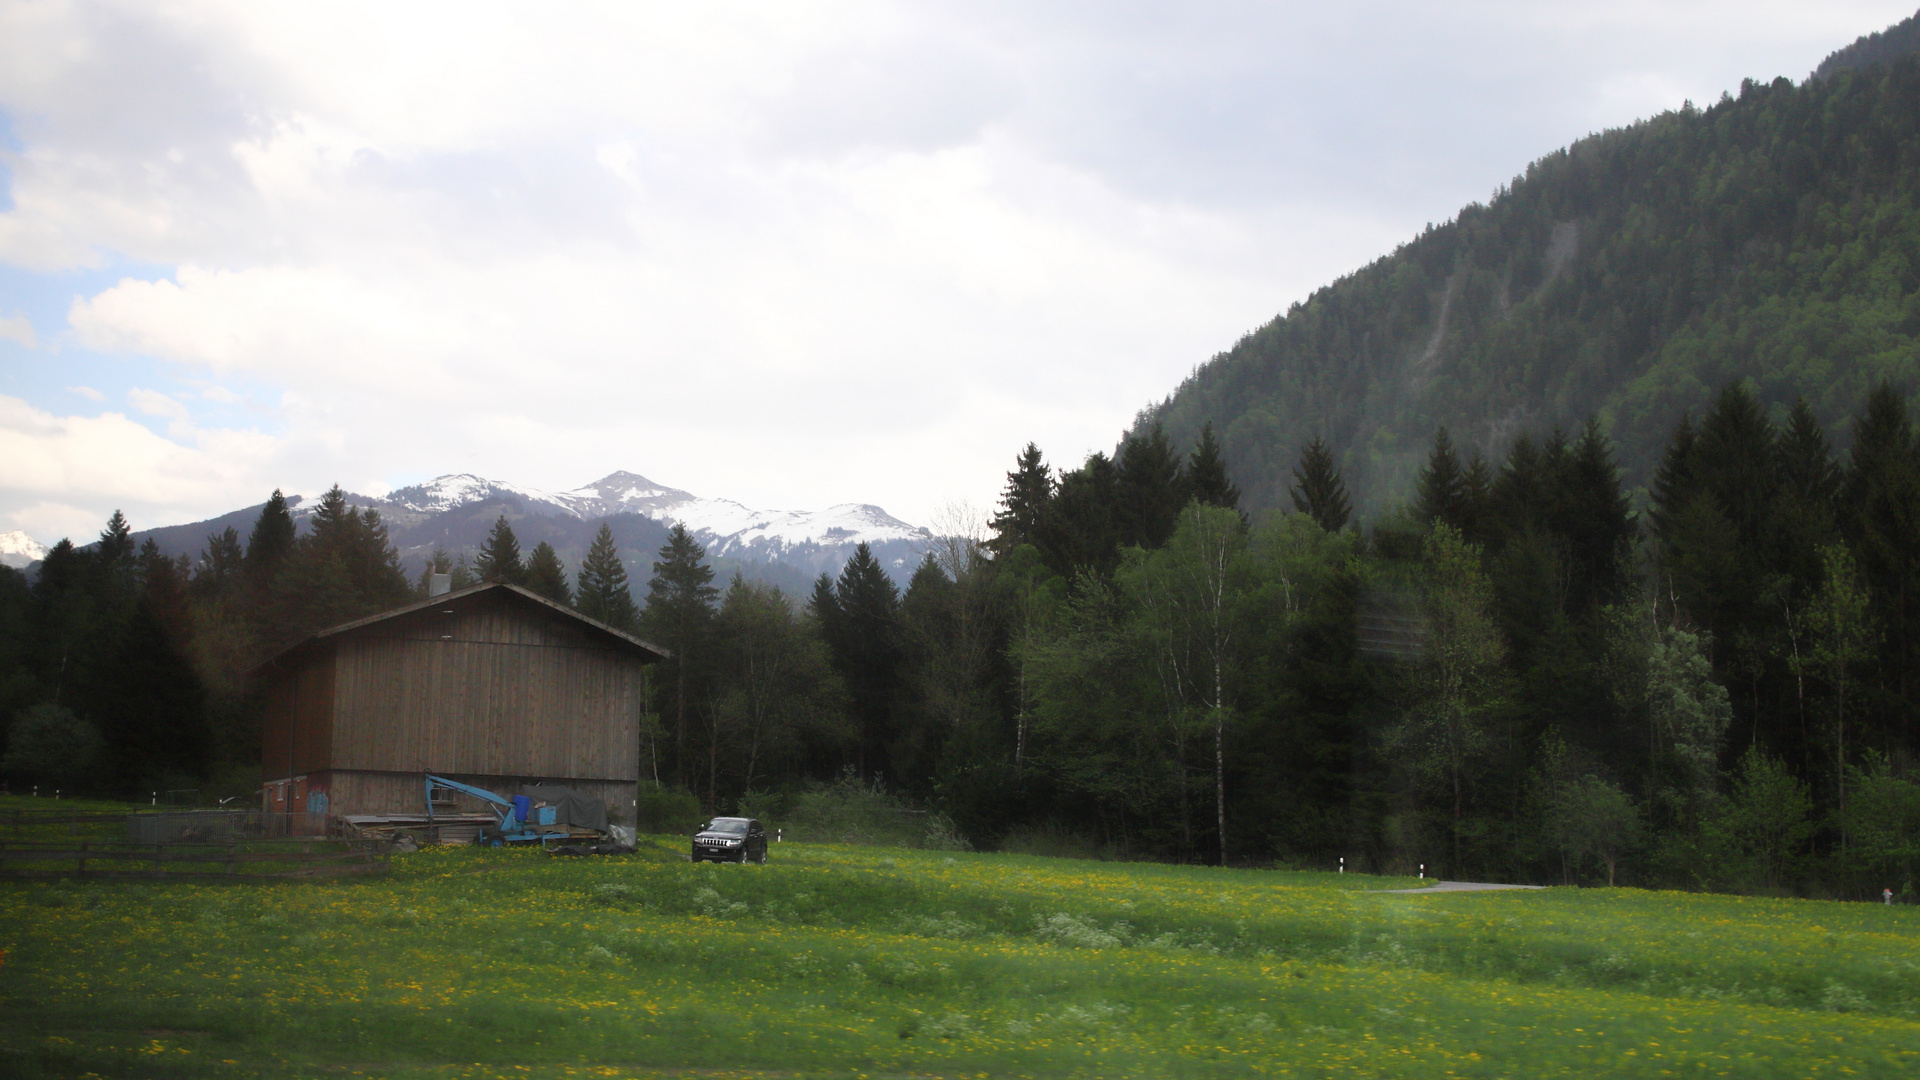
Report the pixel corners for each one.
[1047,452,1122,580]
[1116,422,1185,549]
[1289,436,1352,532]
[193,527,246,602]
[642,523,718,790]
[1186,422,1242,512]
[346,507,412,608]
[1489,432,1545,539]
[1693,383,1779,547]
[97,510,133,564]
[1551,418,1635,613]
[525,541,571,604]
[99,597,210,793]
[474,514,527,585]
[575,523,637,629]
[989,443,1054,555]
[1778,400,1841,511]
[807,571,843,661]
[1649,414,1698,546]
[245,490,297,584]
[1460,452,1492,545]
[259,486,412,643]
[826,542,905,779]
[1844,382,1920,710]
[1414,428,1465,528]
[136,538,192,641]
[1774,398,1843,593]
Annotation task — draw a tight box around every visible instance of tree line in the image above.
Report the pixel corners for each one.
[3,384,1918,898]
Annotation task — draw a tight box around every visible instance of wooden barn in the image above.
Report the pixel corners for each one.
[252,583,667,828]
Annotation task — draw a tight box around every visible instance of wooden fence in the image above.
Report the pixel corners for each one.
[0,837,390,881]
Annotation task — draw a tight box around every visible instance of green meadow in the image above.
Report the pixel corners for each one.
[1,834,1915,1079]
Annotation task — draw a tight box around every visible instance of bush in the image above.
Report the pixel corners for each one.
[3,703,104,790]
[736,789,788,826]
[998,824,1120,860]
[787,769,967,850]
[635,783,703,835]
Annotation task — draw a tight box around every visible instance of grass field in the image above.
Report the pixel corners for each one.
[1,826,1916,1079]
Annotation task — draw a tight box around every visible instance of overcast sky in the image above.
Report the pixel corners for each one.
[1,1,1912,544]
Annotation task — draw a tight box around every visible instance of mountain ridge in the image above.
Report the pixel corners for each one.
[112,471,930,593]
[1137,20,1920,517]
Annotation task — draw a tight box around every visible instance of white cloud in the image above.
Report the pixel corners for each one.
[127,387,189,420]
[67,385,104,401]
[0,0,1914,532]
[0,394,282,541]
[0,314,35,348]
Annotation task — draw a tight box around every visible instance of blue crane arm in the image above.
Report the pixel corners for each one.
[424,774,520,829]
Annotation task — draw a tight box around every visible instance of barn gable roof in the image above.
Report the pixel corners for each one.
[249,582,669,673]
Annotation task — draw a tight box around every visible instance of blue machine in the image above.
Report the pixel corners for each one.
[424,774,563,847]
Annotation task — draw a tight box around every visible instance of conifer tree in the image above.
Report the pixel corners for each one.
[575,524,637,630]
[193,528,245,601]
[1489,431,1544,539]
[97,510,133,564]
[1116,422,1185,549]
[525,541,571,604]
[1414,428,1466,529]
[259,486,411,644]
[1692,383,1779,547]
[808,572,841,634]
[1552,418,1635,613]
[245,490,297,583]
[989,443,1054,555]
[1778,400,1841,510]
[825,542,905,780]
[99,597,210,793]
[1289,436,1352,532]
[1186,422,1242,512]
[1047,452,1123,580]
[1459,452,1492,544]
[1843,382,1920,709]
[136,538,193,642]
[643,524,719,791]
[1772,398,1844,617]
[1649,414,1698,546]
[474,514,527,586]
[347,507,412,607]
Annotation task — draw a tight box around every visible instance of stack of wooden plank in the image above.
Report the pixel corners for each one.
[341,813,492,845]
[340,813,608,846]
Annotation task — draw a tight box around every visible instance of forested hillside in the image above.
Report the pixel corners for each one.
[1145,37,1920,515]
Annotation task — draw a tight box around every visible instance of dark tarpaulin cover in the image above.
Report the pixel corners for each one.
[518,784,608,833]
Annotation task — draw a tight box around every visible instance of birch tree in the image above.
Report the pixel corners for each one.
[1793,544,1877,836]
[1124,504,1247,865]
[1394,523,1508,870]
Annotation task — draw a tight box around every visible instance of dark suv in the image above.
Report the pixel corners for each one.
[691,817,768,863]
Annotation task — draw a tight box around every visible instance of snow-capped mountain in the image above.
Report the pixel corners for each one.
[0,530,49,570]
[118,470,936,590]
[111,470,928,593]
[374,471,929,559]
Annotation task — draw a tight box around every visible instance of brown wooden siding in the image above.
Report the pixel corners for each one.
[260,647,336,781]
[326,769,638,820]
[326,595,641,782]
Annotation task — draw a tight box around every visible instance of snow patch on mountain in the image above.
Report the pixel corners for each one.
[372,471,928,555]
[0,530,49,569]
